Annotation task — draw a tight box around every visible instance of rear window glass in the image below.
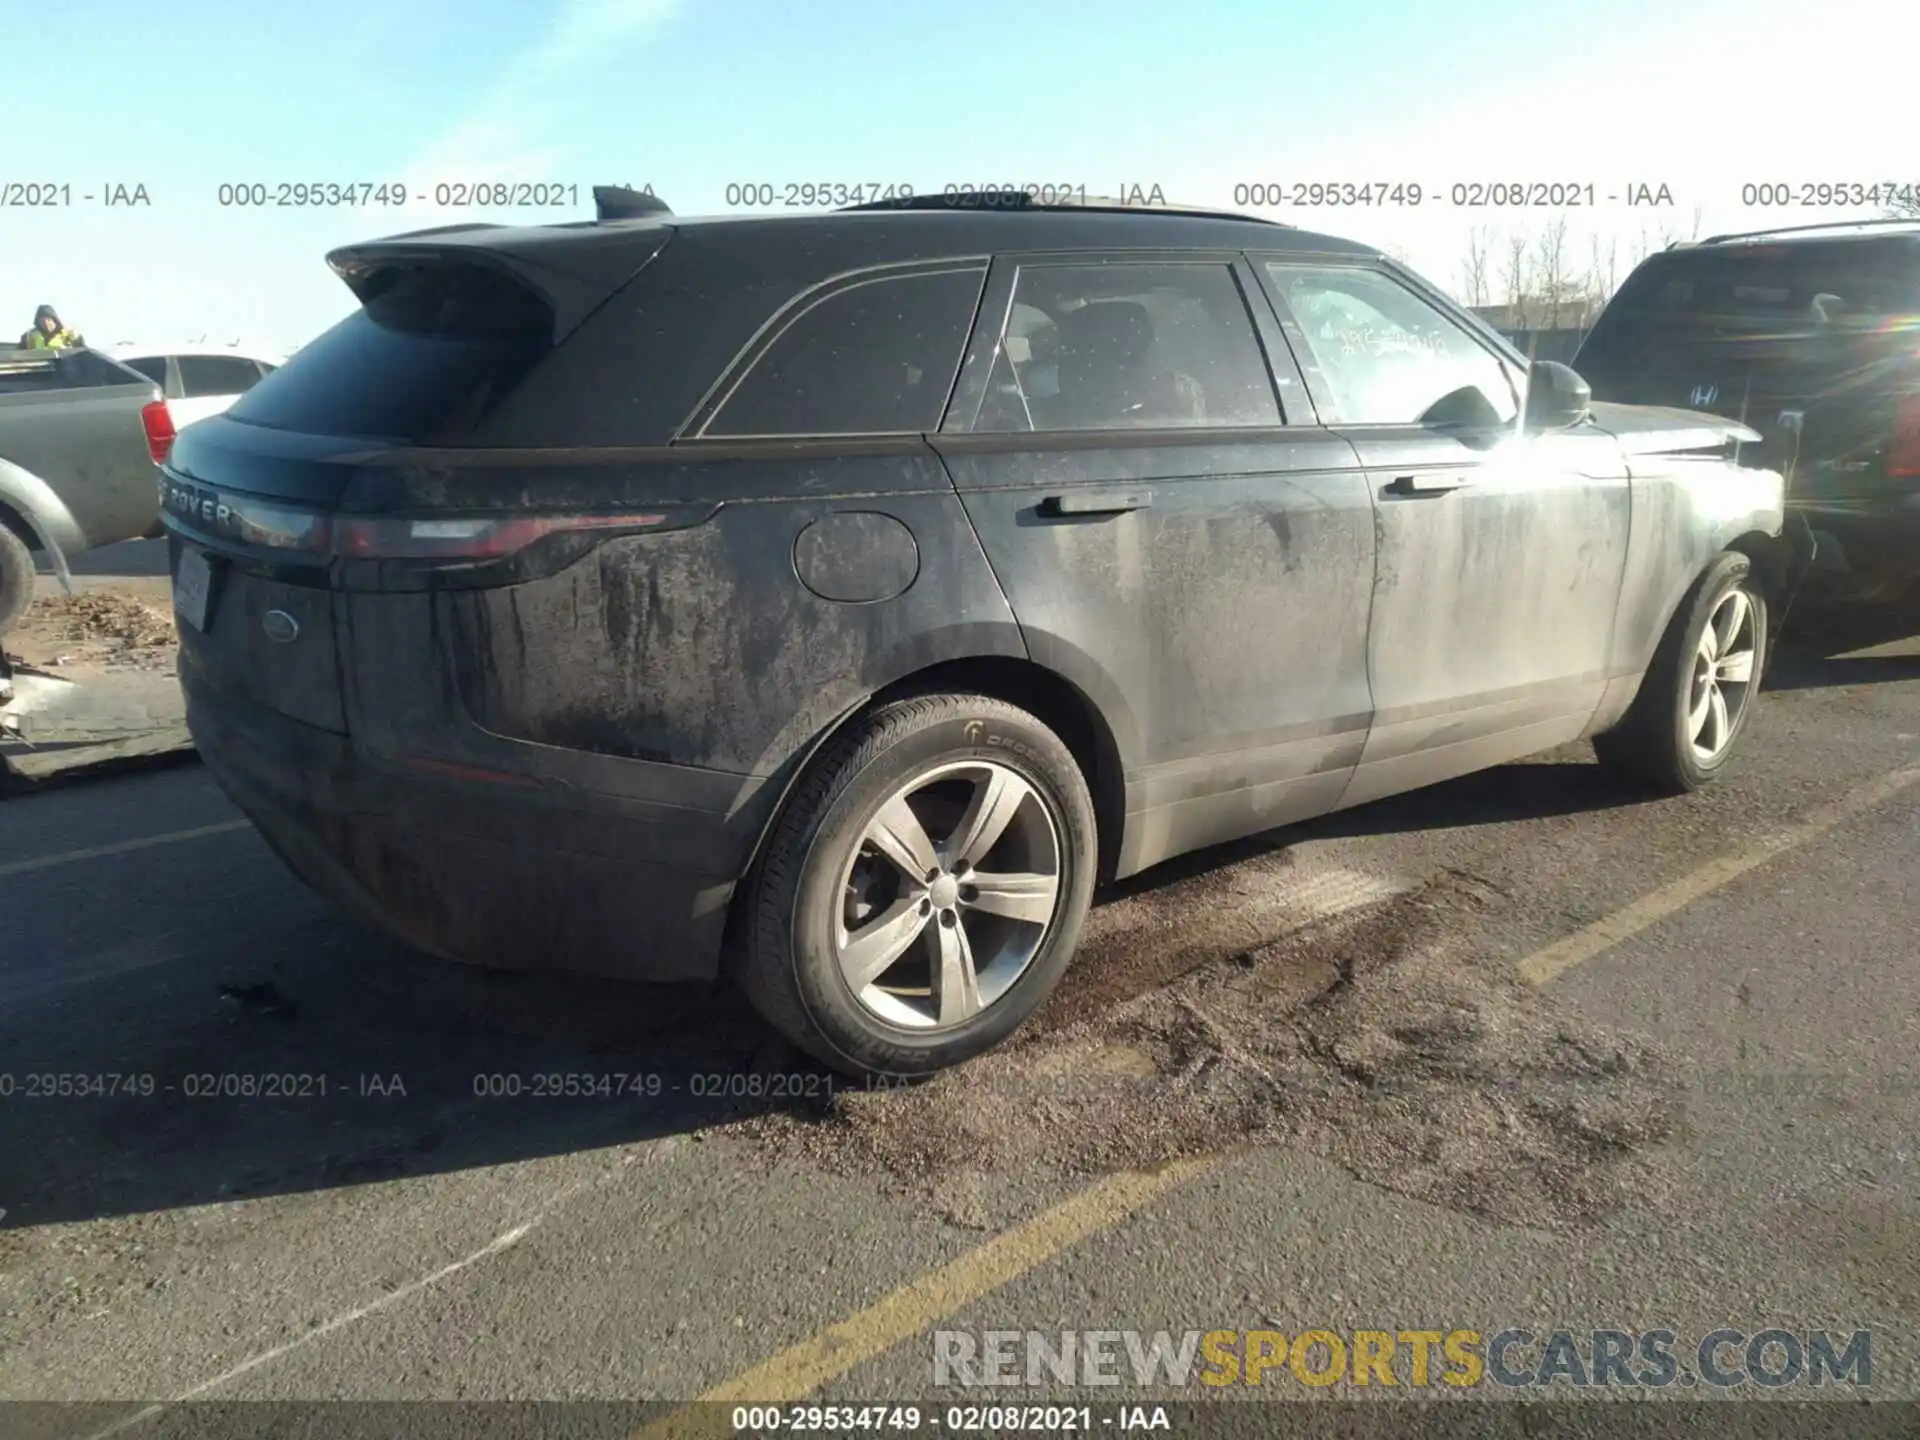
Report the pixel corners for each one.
[226,262,552,440]
[1601,243,1920,327]
[704,267,985,436]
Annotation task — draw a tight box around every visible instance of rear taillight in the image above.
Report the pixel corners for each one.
[1890,394,1920,477]
[160,495,671,562]
[141,401,176,464]
[332,513,666,560]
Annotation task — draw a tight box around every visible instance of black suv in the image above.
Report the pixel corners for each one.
[164,190,1793,1076]
[1576,220,1920,602]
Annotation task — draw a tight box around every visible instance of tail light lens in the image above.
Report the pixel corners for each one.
[332,513,665,560]
[160,493,672,562]
[141,401,176,464]
[1890,394,1920,477]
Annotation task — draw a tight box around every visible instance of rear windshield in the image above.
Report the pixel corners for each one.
[226,262,553,440]
[1597,241,1920,330]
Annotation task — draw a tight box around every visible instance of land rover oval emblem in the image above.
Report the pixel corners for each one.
[262,610,300,644]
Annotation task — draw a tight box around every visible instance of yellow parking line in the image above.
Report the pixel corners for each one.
[632,1159,1212,1437]
[635,764,1920,1430]
[1518,765,1920,986]
[0,818,253,880]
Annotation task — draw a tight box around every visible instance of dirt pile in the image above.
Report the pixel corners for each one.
[8,592,176,669]
[757,872,1679,1231]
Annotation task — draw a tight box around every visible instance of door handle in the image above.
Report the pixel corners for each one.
[1039,490,1152,517]
[1386,473,1470,496]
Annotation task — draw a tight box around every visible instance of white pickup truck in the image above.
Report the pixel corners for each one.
[0,347,176,635]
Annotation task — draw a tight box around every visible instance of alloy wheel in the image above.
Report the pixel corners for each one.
[831,760,1064,1031]
[1687,586,1758,763]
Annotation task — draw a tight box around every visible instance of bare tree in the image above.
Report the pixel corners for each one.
[1888,190,1920,220]
[1587,232,1619,308]
[1532,214,1575,329]
[1458,225,1494,308]
[1501,227,1533,329]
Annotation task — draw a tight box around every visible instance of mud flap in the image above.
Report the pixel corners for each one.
[1766,513,1818,666]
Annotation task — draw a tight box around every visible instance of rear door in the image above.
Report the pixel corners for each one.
[1256,258,1631,805]
[932,252,1377,877]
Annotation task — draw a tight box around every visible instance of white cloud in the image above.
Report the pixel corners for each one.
[533,0,676,73]
[397,0,676,218]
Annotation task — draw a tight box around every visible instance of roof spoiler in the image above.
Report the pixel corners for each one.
[595,185,671,221]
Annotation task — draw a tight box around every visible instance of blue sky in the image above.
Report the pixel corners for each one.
[3,0,1909,353]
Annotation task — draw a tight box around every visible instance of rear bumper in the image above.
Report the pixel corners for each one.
[185,681,758,983]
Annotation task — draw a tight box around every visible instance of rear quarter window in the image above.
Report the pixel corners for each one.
[702,266,986,437]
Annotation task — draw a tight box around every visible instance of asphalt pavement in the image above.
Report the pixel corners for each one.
[1,596,1917,1431]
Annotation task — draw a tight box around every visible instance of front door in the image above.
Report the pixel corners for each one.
[1255,258,1632,807]
[933,253,1377,877]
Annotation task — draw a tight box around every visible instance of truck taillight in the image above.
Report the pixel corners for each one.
[142,401,176,464]
[1890,393,1920,478]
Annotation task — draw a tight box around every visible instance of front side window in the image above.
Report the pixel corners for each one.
[704,267,985,436]
[1265,263,1518,428]
[976,262,1281,432]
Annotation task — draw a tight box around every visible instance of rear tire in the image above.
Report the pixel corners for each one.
[0,523,34,638]
[732,693,1098,1079]
[1594,551,1766,795]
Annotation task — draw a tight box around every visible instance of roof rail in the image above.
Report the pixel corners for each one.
[1697,216,1920,245]
[840,190,1293,226]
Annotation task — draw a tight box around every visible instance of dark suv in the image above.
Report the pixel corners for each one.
[1576,220,1920,602]
[164,190,1794,1076]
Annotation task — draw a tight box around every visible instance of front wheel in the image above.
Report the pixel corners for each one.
[1594,551,1766,794]
[731,694,1098,1078]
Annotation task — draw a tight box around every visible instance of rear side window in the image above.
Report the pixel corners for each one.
[227,262,552,440]
[974,262,1281,433]
[122,356,171,388]
[703,267,985,437]
[178,354,268,397]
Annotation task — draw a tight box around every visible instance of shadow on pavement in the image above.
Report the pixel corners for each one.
[0,899,827,1230]
[0,747,1661,1230]
[1102,758,1644,904]
[1768,592,1920,692]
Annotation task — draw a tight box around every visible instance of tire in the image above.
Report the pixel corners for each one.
[1594,551,1766,795]
[731,693,1099,1078]
[0,522,34,638]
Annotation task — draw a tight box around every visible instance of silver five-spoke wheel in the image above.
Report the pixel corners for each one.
[1687,585,1757,763]
[833,760,1062,1031]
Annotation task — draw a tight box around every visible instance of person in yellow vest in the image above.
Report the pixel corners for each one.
[21,304,84,349]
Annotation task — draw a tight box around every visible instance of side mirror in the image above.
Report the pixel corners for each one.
[1524,360,1592,431]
